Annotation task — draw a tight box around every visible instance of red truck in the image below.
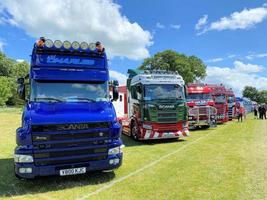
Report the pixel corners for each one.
[186,83,217,129]
[208,84,229,123]
[225,88,236,120]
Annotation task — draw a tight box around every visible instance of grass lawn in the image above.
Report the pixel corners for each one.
[0,108,266,200]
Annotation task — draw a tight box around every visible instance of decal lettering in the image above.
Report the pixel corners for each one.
[46,55,95,65]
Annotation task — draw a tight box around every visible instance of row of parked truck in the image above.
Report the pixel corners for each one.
[14,38,253,179]
[113,71,252,140]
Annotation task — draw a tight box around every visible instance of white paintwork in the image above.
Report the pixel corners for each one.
[131,72,185,86]
[112,91,126,118]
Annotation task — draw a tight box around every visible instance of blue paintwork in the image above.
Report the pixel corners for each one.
[14,43,123,179]
[236,97,253,113]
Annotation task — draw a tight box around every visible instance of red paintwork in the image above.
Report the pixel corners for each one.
[118,86,128,115]
[187,83,212,94]
[207,84,229,123]
[186,83,216,127]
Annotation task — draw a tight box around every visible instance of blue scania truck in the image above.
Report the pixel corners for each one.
[14,38,123,179]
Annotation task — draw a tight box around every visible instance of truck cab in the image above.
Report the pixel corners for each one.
[15,38,123,179]
[186,83,217,129]
[118,70,189,140]
[208,84,229,123]
[225,88,236,120]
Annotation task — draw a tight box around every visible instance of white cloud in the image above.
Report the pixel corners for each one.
[206,57,223,63]
[109,70,127,85]
[197,6,267,34]
[227,54,236,59]
[0,0,152,60]
[205,61,267,96]
[156,22,165,29]
[234,60,263,73]
[16,59,25,63]
[246,53,267,60]
[195,15,208,30]
[170,24,181,30]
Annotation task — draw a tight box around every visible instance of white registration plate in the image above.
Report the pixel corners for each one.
[60,167,86,176]
[164,132,174,137]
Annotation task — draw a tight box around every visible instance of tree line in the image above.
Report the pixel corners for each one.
[0,52,29,106]
[242,86,267,104]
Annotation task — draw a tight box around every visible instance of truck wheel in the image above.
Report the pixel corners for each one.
[131,121,140,140]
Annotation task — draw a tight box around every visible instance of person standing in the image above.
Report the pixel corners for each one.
[253,105,258,119]
[263,104,267,120]
[258,104,263,120]
[236,106,244,122]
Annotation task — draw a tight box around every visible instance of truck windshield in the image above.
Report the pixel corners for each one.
[214,94,226,103]
[228,96,235,103]
[31,81,108,102]
[144,84,184,100]
[187,93,212,101]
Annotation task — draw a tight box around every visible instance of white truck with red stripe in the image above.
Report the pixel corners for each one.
[113,69,189,140]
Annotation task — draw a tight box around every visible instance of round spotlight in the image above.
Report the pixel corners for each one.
[88,43,96,50]
[63,41,71,49]
[80,42,88,50]
[54,40,63,48]
[71,41,80,50]
[45,39,53,48]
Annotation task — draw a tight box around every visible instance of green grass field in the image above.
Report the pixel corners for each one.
[0,108,266,200]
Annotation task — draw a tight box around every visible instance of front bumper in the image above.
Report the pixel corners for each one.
[14,153,123,179]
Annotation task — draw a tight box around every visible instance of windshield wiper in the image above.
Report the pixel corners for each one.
[66,97,96,102]
[34,97,63,102]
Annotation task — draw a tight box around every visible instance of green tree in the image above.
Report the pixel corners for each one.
[139,50,206,83]
[242,86,259,102]
[0,52,30,106]
[7,61,30,106]
[0,52,15,76]
[0,76,12,106]
[258,90,267,104]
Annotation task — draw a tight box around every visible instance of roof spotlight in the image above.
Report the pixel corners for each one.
[80,42,88,50]
[89,42,96,51]
[45,39,53,48]
[71,41,80,50]
[54,40,63,48]
[63,41,71,49]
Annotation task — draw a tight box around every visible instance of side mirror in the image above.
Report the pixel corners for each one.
[109,80,119,102]
[17,77,26,100]
[17,77,25,84]
[17,84,26,100]
[137,85,142,93]
[184,85,188,99]
[112,87,119,101]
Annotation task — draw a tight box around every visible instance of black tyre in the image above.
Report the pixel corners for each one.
[131,121,140,140]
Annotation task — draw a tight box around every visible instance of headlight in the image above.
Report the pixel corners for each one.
[72,41,80,50]
[108,146,122,155]
[63,40,71,49]
[80,42,88,50]
[54,40,63,48]
[88,42,96,50]
[14,154,33,163]
[45,39,53,48]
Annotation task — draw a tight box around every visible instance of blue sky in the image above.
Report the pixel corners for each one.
[0,0,267,95]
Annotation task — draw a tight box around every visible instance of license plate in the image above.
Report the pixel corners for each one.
[164,132,174,137]
[60,167,86,176]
